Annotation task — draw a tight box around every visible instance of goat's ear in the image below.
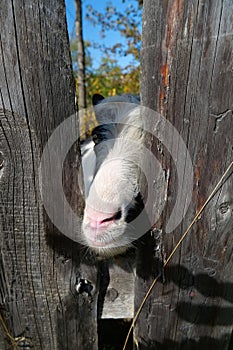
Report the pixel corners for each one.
[92,94,105,106]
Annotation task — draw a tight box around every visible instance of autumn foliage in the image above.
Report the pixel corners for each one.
[71,0,142,138]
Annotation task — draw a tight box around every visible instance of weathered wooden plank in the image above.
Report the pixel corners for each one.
[136,0,233,348]
[0,1,98,349]
[100,257,135,319]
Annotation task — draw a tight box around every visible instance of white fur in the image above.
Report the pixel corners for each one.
[81,95,144,257]
[81,140,96,197]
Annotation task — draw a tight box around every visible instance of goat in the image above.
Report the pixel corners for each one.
[81,94,147,257]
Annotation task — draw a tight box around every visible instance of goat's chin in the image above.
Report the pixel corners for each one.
[89,245,130,258]
[82,224,131,257]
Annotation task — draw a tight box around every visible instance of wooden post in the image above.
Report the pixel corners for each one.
[0,1,98,349]
[136,0,233,348]
[75,0,87,110]
[135,0,233,349]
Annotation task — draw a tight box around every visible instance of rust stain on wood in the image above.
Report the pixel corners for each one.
[198,196,205,212]
[160,0,185,115]
[159,64,169,113]
[161,64,169,87]
[195,159,202,182]
[166,0,184,49]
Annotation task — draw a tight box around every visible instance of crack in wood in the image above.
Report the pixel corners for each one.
[211,109,233,133]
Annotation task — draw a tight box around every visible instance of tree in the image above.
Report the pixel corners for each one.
[77,56,140,138]
[75,0,87,109]
[85,1,142,66]
[72,0,142,106]
[71,0,142,137]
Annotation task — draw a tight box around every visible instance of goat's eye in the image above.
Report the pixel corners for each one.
[92,134,99,145]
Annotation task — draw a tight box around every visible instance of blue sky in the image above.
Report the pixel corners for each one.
[64,0,142,69]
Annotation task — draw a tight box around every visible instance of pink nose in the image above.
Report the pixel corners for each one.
[84,206,120,229]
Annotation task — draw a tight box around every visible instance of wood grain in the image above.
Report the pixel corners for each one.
[0,1,98,349]
[136,0,233,348]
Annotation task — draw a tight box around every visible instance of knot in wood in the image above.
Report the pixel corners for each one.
[218,202,231,216]
[106,288,119,302]
[216,200,233,228]
[75,278,93,298]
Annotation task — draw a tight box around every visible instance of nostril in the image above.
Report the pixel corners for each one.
[101,209,122,224]
[114,209,122,220]
[101,216,114,224]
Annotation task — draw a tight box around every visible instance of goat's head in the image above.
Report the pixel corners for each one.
[81,94,146,257]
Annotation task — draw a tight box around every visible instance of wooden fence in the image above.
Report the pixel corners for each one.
[0,0,232,349]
